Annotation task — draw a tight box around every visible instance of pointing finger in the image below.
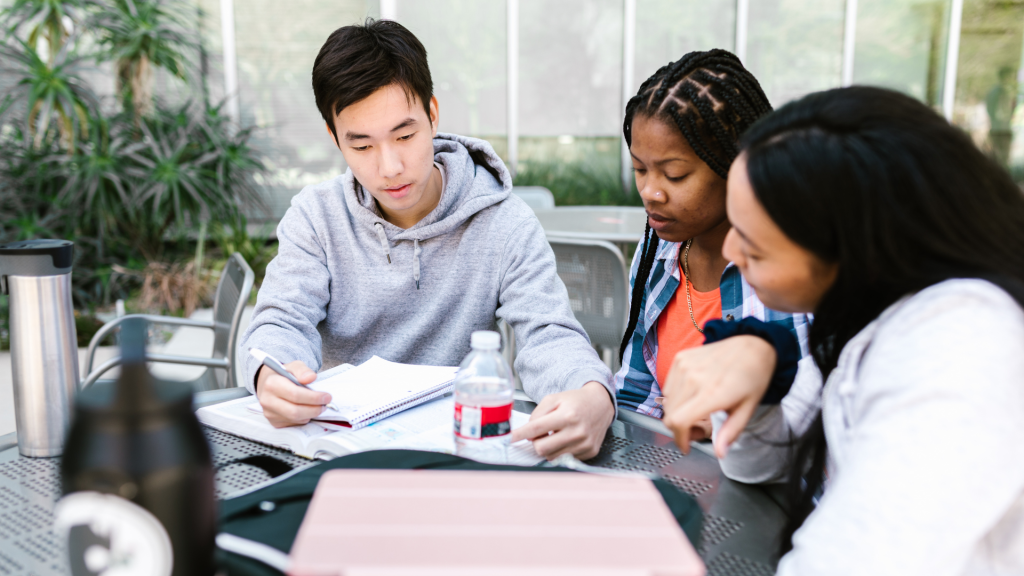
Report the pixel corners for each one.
[713,399,759,459]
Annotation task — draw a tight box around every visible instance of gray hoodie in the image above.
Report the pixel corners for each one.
[241,133,614,406]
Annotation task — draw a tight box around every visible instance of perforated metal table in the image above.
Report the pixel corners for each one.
[0,389,786,576]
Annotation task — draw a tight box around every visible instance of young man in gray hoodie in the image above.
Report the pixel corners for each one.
[241,19,615,460]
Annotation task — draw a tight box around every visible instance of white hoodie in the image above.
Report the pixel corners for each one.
[713,279,1024,575]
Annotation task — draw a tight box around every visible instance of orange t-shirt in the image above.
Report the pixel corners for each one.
[655,262,722,385]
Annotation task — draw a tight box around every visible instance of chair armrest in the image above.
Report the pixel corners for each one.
[85,314,216,375]
[81,353,230,389]
[144,353,229,369]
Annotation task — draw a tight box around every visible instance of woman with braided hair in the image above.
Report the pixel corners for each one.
[615,49,810,430]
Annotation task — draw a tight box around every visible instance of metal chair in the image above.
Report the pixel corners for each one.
[547,237,629,371]
[82,253,255,390]
[512,186,555,211]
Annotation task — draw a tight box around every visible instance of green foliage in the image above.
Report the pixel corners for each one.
[1,0,96,60]
[91,0,196,117]
[0,126,67,239]
[74,309,105,346]
[121,103,266,258]
[45,103,268,264]
[513,160,643,207]
[0,0,269,313]
[0,37,96,149]
[210,217,278,289]
[53,116,133,259]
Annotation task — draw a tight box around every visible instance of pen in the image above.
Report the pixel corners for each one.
[249,348,338,412]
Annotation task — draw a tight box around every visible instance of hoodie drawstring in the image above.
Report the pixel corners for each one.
[375,222,421,289]
[413,239,421,290]
[373,222,391,264]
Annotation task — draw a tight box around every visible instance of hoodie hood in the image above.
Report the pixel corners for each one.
[345,132,513,242]
[341,133,513,289]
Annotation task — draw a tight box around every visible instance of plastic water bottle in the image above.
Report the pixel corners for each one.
[454,330,514,464]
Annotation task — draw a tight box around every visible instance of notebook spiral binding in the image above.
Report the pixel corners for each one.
[349,380,455,429]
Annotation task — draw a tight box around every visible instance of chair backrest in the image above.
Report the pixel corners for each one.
[547,238,628,350]
[210,253,255,388]
[512,186,555,211]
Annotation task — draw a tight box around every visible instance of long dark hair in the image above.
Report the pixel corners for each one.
[739,86,1024,553]
[619,49,772,359]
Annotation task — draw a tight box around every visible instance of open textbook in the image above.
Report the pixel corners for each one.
[196,395,544,465]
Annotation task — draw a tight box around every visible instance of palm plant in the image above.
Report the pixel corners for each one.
[123,110,217,258]
[0,0,269,312]
[54,116,133,260]
[120,103,266,259]
[202,104,267,213]
[0,36,96,149]
[1,0,96,63]
[0,127,67,242]
[91,0,196,119]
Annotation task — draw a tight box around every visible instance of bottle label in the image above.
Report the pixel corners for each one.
[454,403,512,439]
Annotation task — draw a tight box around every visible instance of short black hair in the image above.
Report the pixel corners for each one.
[312,18,433,143]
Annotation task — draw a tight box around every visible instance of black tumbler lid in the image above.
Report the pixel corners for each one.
[0,239,73,276]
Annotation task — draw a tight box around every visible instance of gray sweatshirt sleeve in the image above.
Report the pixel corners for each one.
[239,198,330,394]
[494,215,615,410]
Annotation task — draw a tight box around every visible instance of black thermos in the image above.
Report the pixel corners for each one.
[60,318,215,575]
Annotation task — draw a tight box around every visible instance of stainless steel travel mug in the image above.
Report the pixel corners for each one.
[0,240,79,457]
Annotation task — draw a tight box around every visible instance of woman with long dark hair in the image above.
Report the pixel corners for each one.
[662,86,1024,574]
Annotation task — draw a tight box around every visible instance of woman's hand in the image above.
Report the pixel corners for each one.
[661,335,777,457]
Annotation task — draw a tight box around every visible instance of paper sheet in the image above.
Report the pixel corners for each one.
[307,356,458,421]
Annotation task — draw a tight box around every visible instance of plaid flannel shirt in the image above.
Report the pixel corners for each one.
[615,239,812,418]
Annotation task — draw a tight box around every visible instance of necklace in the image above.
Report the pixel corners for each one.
[682,238,703,334]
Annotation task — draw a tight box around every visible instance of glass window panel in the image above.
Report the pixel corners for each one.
[950,1,1024,176]
[745,0,846,106]
[393,0,506,138]
[519,0,623,137]
[852,0,950,107]
[196,0,228,109]
[231,0,372,218]
[634,0,736,89]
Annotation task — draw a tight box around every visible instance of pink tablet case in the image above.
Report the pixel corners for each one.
[289,469,705,576]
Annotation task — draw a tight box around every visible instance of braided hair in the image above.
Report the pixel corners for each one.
[619,49,773,360]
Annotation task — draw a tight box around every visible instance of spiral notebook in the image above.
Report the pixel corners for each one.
[299,356,458,429]
[246,356,456,429]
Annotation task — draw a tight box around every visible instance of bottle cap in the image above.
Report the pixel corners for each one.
[470,330,500,350]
